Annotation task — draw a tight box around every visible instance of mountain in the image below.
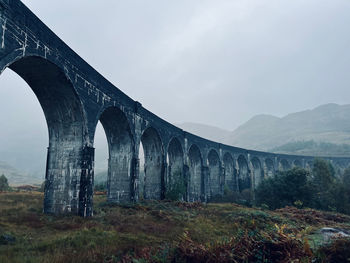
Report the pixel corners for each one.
[177,103,350,156]
[228,103,350,151]
[270,140,350,157]
[0,160,42,186]
[175,122,231,143]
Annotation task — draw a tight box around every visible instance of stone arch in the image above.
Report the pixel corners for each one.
[333,161,345,177]
[251,157,263,188]
[305,160,314,171]
[279,159,291,171]
[3,56,87,215]
[139,126,164,200]
[293,159,302,168]
[188,144,203,202]
[265,158,274,177]
[237,155,250,192]
[167,137,184,199]
[223,152,235,192]
[96,106,134,203]
[207,149,221,197]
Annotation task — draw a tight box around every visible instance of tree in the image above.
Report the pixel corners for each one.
[256,168,312,209]
[343,167,350,189]
[312,159,335,189]
[0,174,9,191]
[339,167,350,214]
[311,159,337,211]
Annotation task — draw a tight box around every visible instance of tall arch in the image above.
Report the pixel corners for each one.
[237,155,250,192]
[293,159,302,168]
[265,158,274,177]
[188,144,203,202]
[223,153,235,192]
[305,161,313,171]
[140,127,164,200]
[167,137,184,199]
[208,149,221,197]
[97,106,134,203]
[251,157,263,188]
[4,56,87,215]
[279,159,291,171]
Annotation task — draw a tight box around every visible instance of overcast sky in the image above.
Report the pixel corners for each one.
[1,0,350,176]
[2,0,350,131]
[2,0,350,134]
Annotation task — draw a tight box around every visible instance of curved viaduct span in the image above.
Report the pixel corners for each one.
[1,0,350,217]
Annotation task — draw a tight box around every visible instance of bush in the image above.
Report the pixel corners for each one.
[94,181,107,192]
[0,174,9,192]
[165,170,186,201]
[210,184,253,206]
[256,168,312,210]
[256,159,350,215]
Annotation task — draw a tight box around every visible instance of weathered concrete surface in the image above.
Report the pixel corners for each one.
[208,149,221,198]
[1,0,350,216]
[167,138,184,198]
[188,144,203,202]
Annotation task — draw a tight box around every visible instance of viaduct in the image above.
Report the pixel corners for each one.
[1,0,350,217]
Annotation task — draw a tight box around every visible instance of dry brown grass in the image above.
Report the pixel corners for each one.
[0,192,349,262]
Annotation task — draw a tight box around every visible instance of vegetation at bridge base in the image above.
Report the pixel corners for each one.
[256,159,350,215]
[0,191,350,262]
[0,174,10,192]
[164,170,186,201]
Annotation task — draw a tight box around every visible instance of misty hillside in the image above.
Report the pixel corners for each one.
[228,103,350,151]
[270,140,350,157]
[178,103,350,155]
[175,122,232,143]
[0,161,42,186]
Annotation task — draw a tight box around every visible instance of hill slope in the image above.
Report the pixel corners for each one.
[228,103,350,151]
[178,103,350,155]
[175,122,231,143]
[0,161,42,186]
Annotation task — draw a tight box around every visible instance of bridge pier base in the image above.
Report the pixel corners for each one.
[131,156,140,202]
[201,166,210,202]
[43,146,95,217]
[78,146,95,217]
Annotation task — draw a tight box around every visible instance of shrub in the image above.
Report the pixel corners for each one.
[256,168,312,210]
[165,170,186,201]
[94,181,107,192]
[0,174,9,192]
[256,159,350,215]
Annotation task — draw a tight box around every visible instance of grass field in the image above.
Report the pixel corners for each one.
[0,192,350,262]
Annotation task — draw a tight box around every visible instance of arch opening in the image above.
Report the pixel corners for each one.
[306,161,313,171]
[0,67,47,185]
[279,159,291,171]
[96,107,134,203]
[208,149,221,198]
[139,127,164,200]
[188,144,203,202]
[3,56,86,214]
[293,159,302,168]
[237,155,250,192]
[265,158,274,177]
[251,157,263,188]
[223,153,235,192]
[93,122,108,193]
[166,137,184,200]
